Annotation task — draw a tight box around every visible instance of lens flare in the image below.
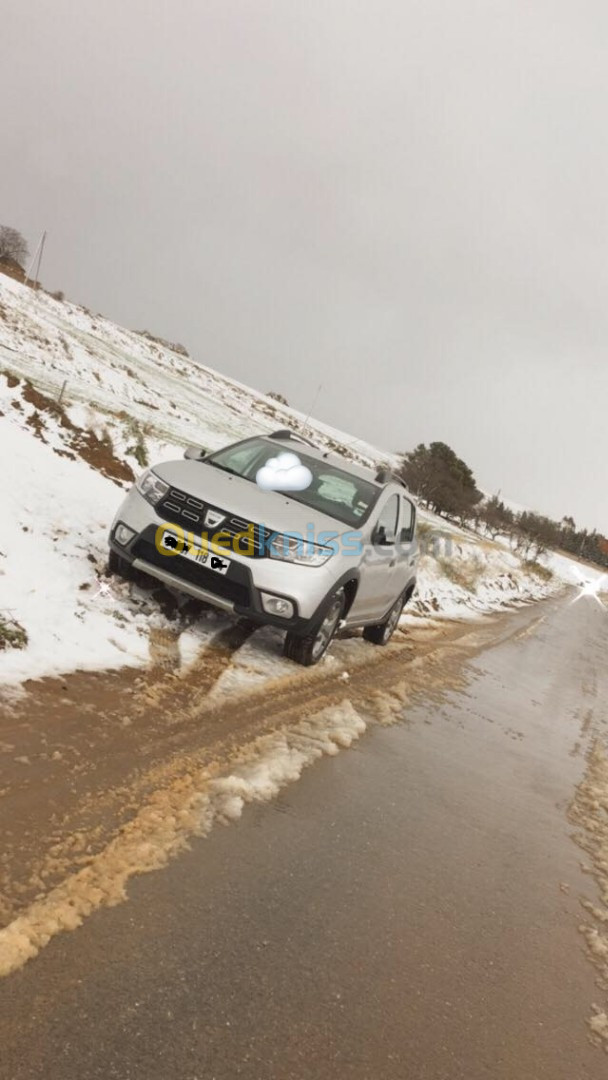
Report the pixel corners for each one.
[570,572,607,609]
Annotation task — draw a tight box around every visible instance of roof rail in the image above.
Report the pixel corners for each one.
[375,468,408,489]
[268,429,318,449]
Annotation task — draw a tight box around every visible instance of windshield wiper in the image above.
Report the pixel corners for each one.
[206,462,254,481]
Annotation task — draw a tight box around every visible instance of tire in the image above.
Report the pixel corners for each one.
[107,548,136,581]
[283,588,345,667]
[363,590,406,646]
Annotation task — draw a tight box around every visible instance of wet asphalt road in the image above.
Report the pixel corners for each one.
[2,592,608,1079]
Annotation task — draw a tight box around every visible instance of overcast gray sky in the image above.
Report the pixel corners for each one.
[4,1,608,531]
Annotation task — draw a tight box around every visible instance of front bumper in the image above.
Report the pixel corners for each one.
[109,487,337,633]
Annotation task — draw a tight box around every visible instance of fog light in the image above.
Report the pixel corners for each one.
[115,523,135,546]
[261,593,294,619]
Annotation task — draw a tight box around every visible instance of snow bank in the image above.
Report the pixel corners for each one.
[0,374,219,686]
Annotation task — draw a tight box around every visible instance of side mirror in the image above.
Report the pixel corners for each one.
[372,524,392,546]
[184,445,207,461]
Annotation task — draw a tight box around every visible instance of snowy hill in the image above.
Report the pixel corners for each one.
[0,273,594,688]
[0,274,383,466]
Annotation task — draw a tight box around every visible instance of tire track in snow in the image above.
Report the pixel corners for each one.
[0,597,562,972]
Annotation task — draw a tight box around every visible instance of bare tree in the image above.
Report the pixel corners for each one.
[0,226,29,267]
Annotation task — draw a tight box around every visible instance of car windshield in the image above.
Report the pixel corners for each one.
[206,438,380,527]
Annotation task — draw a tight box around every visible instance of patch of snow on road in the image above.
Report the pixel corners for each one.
[569,738,608,1051]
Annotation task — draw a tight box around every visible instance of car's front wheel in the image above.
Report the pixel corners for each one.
[362,590,406,646]
[107,548,136,581]
[283,588,345,666]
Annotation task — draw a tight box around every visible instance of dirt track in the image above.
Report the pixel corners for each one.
[0,606,531,931]
[2,589,608,1079]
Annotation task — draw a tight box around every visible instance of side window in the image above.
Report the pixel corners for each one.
[399,497,415,542]
[376,494,399,543]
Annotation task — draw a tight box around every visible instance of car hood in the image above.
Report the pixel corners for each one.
[152,460,355,537]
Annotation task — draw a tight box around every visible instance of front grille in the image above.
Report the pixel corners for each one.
[132,538,250,607]
[156,487,265,555]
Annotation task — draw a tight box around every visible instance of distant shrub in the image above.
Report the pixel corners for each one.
[437,554,484,592]
[523,560,553,582]
[51,289,65,302]
[139,330,189,357]
[417,521,435,541]
[0,615,28,651]
[124,418,149,467]
[130,436,148,468]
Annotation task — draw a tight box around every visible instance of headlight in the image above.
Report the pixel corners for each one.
[136,469,169,506]
[267,533,333,567]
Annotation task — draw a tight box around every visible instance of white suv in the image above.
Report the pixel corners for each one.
[108,430,418,665]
